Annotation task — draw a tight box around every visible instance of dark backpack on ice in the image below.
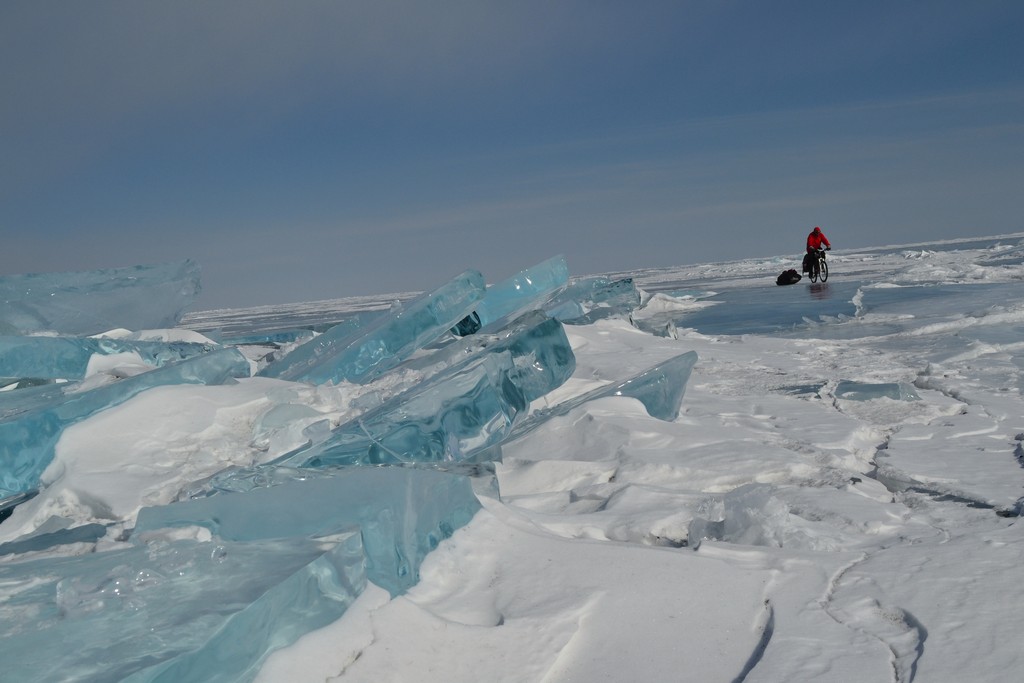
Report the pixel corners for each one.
[776,269,802,286]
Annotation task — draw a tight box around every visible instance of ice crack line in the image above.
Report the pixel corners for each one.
[731,599,774,683]
[819,553,927,683]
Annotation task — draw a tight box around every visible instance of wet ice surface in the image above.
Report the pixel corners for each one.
[2,234,1024,682]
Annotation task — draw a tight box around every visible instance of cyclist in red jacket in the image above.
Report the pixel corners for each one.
[806,226,831,253]
[803,226,831,273]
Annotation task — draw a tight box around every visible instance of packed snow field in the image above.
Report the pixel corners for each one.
[2,234,1024,682]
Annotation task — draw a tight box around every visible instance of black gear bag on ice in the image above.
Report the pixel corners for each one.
[776,269,802,286]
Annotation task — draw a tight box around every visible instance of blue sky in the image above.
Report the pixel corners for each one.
[3,1,1022,309]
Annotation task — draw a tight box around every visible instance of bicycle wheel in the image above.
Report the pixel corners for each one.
[809,262,819,283]
[819,258,829,282]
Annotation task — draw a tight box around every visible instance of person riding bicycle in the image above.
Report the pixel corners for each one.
[803,226,831,273]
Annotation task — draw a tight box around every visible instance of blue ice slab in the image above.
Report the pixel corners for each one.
[466,255,570,330]
[545,276,642,324]
[0,335,218,381]
[0,260,201,336]
[259,270,486,385]
[510,351,698,441]
[136,466,481,597]
[277,315,573,469]
[603,351,698,421]
[0,529,365,682]
[0,348,250,498]
[398,311,577,403]
[254,317,365,381]
[285,352,529,469]
[834,380,920,401]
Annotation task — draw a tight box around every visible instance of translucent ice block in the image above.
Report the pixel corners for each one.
[0,530,365,682]
[0,260,201,335]
[0,335,218,381]
[455,255,569,333]
[545,276,641,324]
[263,315,572,471]
[259,270,486,385]
[285,351,529,469]
[136,466,481,597]
[834,380,920,401]
[397,311,577,403]
[510,351,698,440]
[0,348,251,498]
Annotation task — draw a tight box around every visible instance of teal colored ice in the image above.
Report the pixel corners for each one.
[0,348,250,499]
[0,260,201,335]
[0,335,218,381]
[259,269,486,385]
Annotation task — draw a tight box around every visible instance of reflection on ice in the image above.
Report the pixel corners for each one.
[646,280,860,335]
[807,283,832,300]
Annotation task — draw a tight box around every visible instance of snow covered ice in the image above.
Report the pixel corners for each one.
[2,235,1024,681]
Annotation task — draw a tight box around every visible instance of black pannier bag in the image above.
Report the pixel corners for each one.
[776,269,802,286]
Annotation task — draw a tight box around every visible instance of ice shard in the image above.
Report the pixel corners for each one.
[510,351,698,441]
[602,351,698,421]
[0,260,201,336]
[834,380,920,401]
[259,270,486,385]
[136,466,481,597]
[0,348,251,498]
[262,314,576,471]
[687,483,785,549]
[398,311,577,403]
[452,255,569,334]
[285,352,528,469]
[545,276,641,324]
[0,335,219,381]
[0,529,365,682]
[249,317,363,379]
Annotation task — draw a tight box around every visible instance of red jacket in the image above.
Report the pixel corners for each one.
[807,227,830,252]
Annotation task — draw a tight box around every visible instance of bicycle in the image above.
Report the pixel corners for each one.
[808,248,829,283]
